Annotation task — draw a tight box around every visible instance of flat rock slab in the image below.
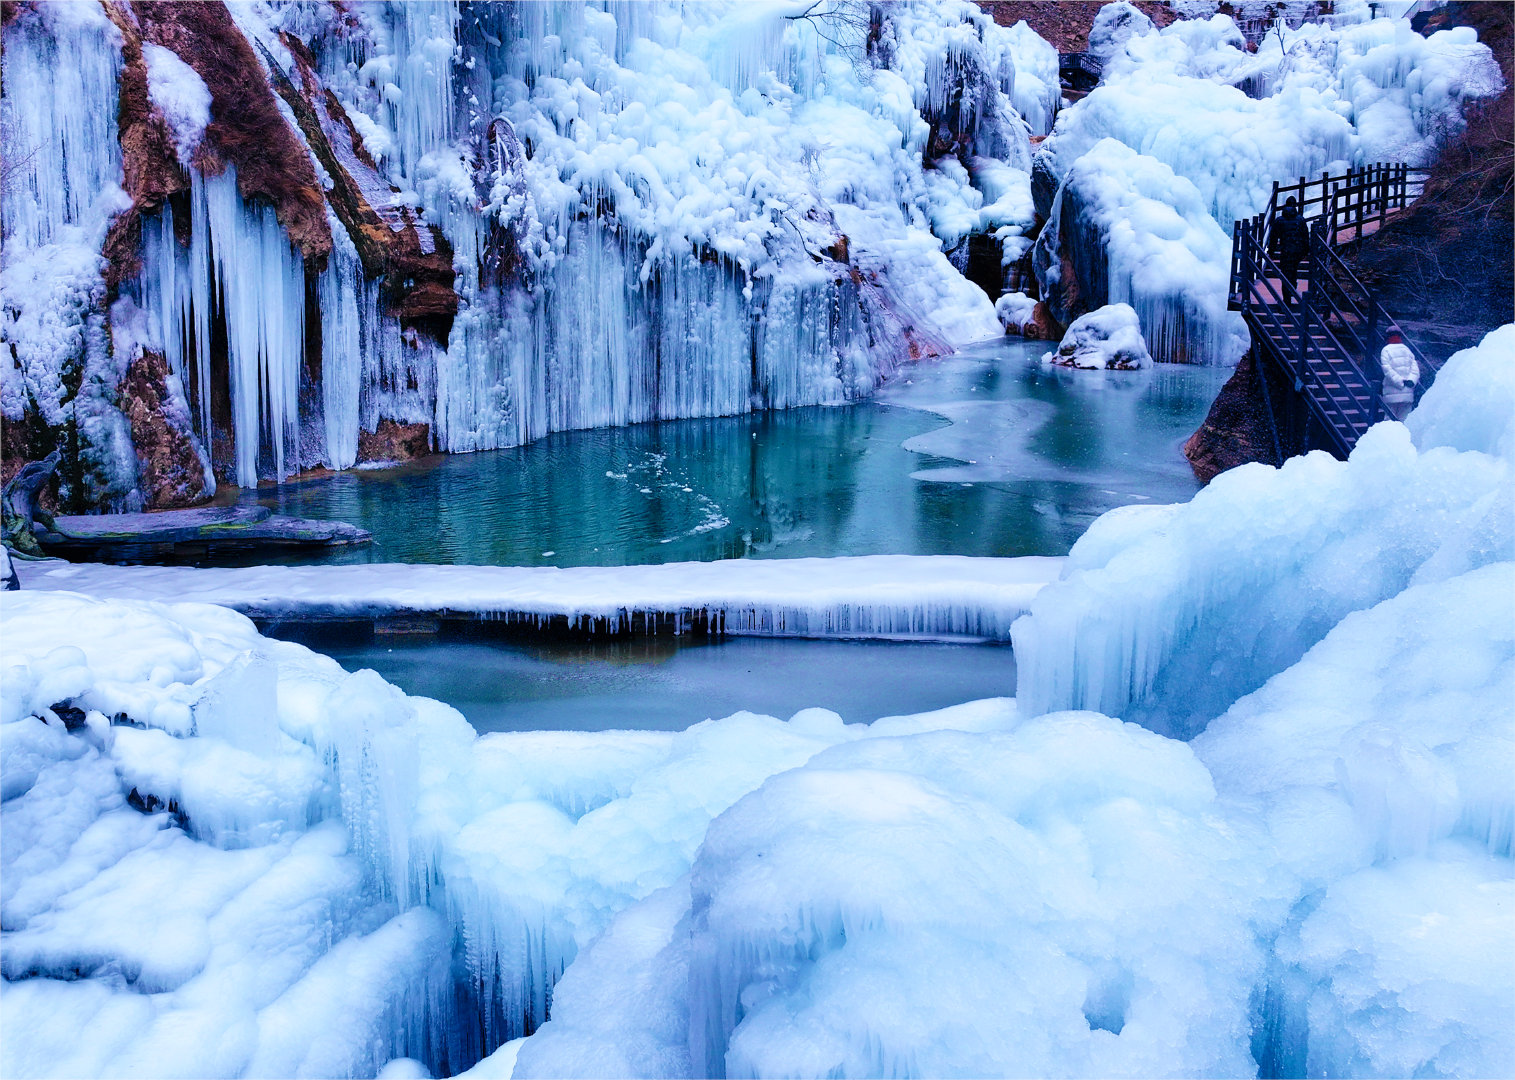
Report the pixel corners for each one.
[38,507,369,562]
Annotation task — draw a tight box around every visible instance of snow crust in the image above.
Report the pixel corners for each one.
[142,43,213,168]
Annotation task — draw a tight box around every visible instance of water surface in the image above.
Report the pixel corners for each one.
[238,340,1226,566]
[321,635,1016,734]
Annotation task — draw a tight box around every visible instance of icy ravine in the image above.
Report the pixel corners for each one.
[2,0,1041,504]
[3,327,1513,1080]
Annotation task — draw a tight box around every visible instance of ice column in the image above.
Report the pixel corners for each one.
[133,170,308,487]
[0,2,124,252]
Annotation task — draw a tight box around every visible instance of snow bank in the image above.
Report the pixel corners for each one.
[1012,329,1515,737]
[0,594,465,1077]
[15,554,1065,643]
[1044,303,1152,370]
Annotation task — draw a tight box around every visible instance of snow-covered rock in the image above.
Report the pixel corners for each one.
[1044,303,1153,370]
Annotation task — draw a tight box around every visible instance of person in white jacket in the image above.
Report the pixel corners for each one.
[1379,329,1419,420]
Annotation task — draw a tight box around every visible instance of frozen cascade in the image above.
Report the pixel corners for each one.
[1040,139,1250,365]
[317,231,366,472]
[373,1,459,187]
[1011,332,1515,738]
[439,219,888,452]
[0,3,123,254]
[132,171,306,488]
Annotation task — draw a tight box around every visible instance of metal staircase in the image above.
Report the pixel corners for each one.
[1228,164,1439,461]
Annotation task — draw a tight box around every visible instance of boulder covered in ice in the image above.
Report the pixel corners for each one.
[1043,303,1152,370]
[1087,1,1157,61]
[1032,138,1248,364]
[993,290,1038,333]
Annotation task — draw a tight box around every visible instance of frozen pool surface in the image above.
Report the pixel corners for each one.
[319,635,1016,734]
[232,340,1227,567]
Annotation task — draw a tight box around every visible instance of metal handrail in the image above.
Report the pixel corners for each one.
[1233,218,1393,448]
[1306,222,1441,397]
[1229,159,1440,455]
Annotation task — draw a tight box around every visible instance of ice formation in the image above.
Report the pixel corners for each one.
[12,555,1065,645]
[4,328,1511,1079]
[1027,2,1501,365]
[1012,326,1515,736]
[1034,139,1248,365]
[4,0,1045,501]
[0,2,138,509]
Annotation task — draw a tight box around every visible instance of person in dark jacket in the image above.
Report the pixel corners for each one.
[1270,196,1310,288]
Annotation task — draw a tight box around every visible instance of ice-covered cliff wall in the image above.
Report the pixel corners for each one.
[1023,2,1503,365]
[2,0,1041,506]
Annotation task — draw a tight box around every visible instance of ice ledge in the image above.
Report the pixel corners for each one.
[12,555,1065,642]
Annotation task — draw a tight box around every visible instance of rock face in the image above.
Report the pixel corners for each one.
[273,35,457,336]
[1030,183,1095,329]
[358,420,433,464]
[119,350,213,509]
[130,1,332,262]
[100,4,187,289]
[1183,351,1289,483]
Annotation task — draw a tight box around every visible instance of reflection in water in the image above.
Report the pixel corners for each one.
[318,635,1017,734]
[232,340,1229,567]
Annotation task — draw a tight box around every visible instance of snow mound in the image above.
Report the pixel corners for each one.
[1408,324,1515,461]
[520,711,1272,1079]
[1045,303,1152,370]
[994,290,1037,333]
[1013,328,1515,736]
[1088,2,1156,61]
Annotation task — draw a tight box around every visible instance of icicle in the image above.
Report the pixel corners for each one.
[0,3,124,252]
[318,226,364,471]
[387,1,460,184]
[133,169,308,487]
